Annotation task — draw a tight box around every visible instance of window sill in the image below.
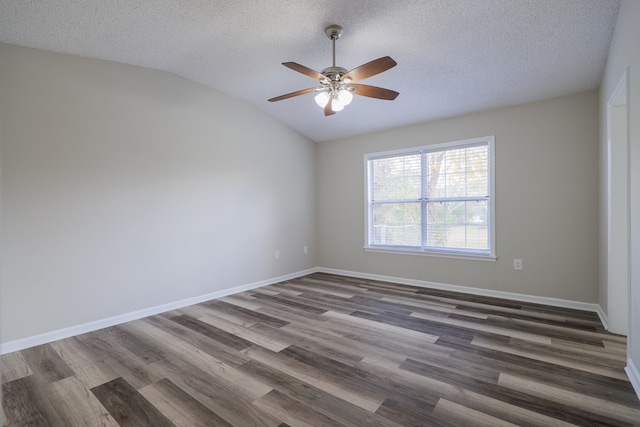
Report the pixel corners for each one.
[364,246,497,262]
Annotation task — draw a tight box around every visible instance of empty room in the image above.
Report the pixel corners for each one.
[1,1,639,426]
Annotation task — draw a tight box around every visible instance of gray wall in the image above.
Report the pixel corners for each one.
[0,44,317,344]
[599,0,640,389]
[317,91,599,302]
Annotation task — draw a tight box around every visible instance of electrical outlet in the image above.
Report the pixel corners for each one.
[513,259,523,271]
[303,246,308,254]
[275,250,280,260]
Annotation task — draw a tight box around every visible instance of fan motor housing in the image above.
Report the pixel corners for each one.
[321,66,348,81]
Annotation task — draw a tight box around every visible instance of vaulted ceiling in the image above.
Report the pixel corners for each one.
[0,0,620,142]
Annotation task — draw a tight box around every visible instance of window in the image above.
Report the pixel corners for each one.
[365,136,495,259]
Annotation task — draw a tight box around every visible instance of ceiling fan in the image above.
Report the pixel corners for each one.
[268,25,399,116]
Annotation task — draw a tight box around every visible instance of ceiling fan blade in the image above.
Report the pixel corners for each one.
[342,56,397,83]
[350,84,399,100]
[324,101,336,116]
[268,87,316,102]
[282,62,326,80]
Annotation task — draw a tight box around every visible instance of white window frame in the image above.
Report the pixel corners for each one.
[364,136,496,261]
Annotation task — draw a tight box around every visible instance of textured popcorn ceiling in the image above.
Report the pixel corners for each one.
[0,0,620,142]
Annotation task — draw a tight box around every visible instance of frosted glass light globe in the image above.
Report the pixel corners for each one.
[331,98,345,111]
[314,92,330,108]
[338,89,353,106]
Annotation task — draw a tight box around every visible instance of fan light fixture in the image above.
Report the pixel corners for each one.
[314,91,330,108]
[268,25,399,116]
[314,88,353,111]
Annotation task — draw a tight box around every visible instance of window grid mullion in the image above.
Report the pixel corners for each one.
[421,152,428,249]
[426,196,489,203]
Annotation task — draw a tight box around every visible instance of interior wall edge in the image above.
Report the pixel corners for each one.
[626,358,640,400]
[0,267,319,355]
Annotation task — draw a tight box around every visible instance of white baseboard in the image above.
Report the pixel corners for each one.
[0,268,318,355]
[596,304,609,330]
[626,359,640,400]
[317,267,601,314]
[0,266,608,355]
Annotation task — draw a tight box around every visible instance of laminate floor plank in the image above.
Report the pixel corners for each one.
[238,359,403,427]
[49,337,120,389]
[171,302,222,320]
[170,314,255,351]
[2,375,65,426]
[206,300,290,328]
[498,373,640,425]
[358,358,579,427]
[423,293,591,323]
[98,324,165,363]
[75,334,166,390]
[277,291,389,316]
[3,272,639,426]
[436,332,637,405]
[304,274,372,290]
[399,351,633,426]
[483,311,603,331]
[279,345,442,408]
[139,378,233,427]
[144,314,253,369]
[48,376,119,427]
[282,336,366,366]
[252,295,331,322]
[263,284,305,297]
[553,337,628,359]
[343,326,455,363]
[505,336,627,369]
[282,280,358,299]
[441,391,582,427]
[0,352,32,384]
[483,315,623,345]
[380,295,490,319]
[253,388,350,427]
[603,339,628,353]
[401,353,501,384]
[471,335,629,380]
[251,287,282,296]
[91,377,175,427]
[250,292,329,314]
[409,310,556,345]
[353,310,480,343]
[322,309,440,343]
[198,313,293,352]
[448,344,639,406]
[348,294,420,315]
[218,294,265,311]
[432,398,520,427]
[260,310,344,345]
[279,321,410,367]
[151,356,282,427]
[242,345,386,413]
[20,344,75,383]
[374,395,454,427]
[189,304,259,328]
[132,318,274,402]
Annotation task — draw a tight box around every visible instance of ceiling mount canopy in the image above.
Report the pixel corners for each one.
[268,24,399,116]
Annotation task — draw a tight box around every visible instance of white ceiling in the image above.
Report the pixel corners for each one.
[0,0,620,142]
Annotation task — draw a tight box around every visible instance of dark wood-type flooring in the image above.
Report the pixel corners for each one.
[2,272,640,426]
